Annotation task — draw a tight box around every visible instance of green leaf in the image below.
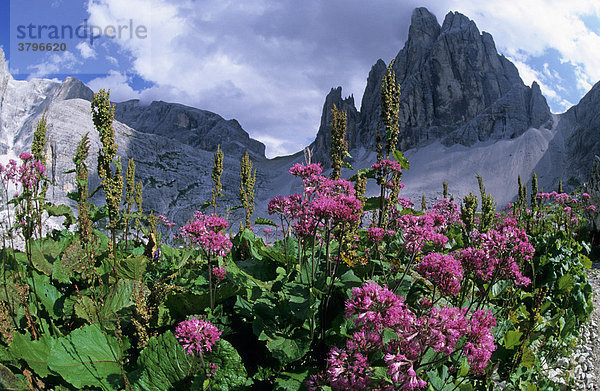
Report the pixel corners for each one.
[11,332,55,377]
[363,196,382,211]
[274,369,311,391]
[521,346,536,369]
[458,357,470,377]
[263,329,311,366]
[30,272,63,319]
[116,255,148,280]
[198,198,213,211]
[349,168,376,182]
[580,254,592,269]
[254,217,278,227]
[227,205,244,212]
[558,273,574,292]
[200,339,248,390]
[392,150,410,170]
[382,328,398,344]
[0,362,26,390]
[130,330,195,391]
[343,161,354,170]
[48,324,124,390]
[30,239,60,275]
[101,279,138,316]
[503,330,523,350]
[45,204,75,229]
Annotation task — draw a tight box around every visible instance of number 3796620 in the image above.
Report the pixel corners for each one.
[17,43,67,52]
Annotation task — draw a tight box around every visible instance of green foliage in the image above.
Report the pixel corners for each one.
[47,324,125,390]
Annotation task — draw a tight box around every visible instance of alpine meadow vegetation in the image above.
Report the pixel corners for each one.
[0,66,596,391]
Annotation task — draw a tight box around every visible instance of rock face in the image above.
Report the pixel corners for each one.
[313,7,552,166]
[114,100,266,160]
[310,87,360,168]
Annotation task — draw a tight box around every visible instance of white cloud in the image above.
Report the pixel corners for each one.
[86,70,140,101]
[76,41,96,59]
[26,51,80,79]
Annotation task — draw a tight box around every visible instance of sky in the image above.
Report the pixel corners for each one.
[1,1,600,158]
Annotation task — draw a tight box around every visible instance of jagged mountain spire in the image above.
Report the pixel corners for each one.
[312,6,552,162]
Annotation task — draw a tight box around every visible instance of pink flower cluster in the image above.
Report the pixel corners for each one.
[269,164,362,238]
[175,317,222,355]
[536,191,573,205]
[212,266,226,282]
[394,212,448,254]
[310,281,497,390]
[397,197,414,209]
[371,159,403,174]
[157,214,176,228]
[415,253,463,296]
[367,226,395,242]
[180,212,232,257]
[0,153,47,191]
[431,198,461,225]
[458,219,533,286]
[289,162,323,178]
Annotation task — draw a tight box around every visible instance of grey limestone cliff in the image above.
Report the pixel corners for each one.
[114,100,266,160]
[312,7,552,167]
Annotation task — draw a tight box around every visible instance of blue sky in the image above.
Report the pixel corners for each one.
[2,1,600,157]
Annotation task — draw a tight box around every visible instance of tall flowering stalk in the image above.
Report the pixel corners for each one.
[239,152,256,229]
[92,89,123,263]
[135,181,143,241]
[211,145,223,214]
[31,113,48,237]
[73,134,93,245]
[124,158,136,249]
[330,104,348,180]
[381,60,400,156]
[376,60,401,228]
[180,212,232,310]
[1,153,48,336]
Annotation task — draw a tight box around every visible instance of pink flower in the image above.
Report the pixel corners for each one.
[19,152,33,161]
[212,266,226,282]
[463,310,497,374]
[289,163,323,178]
[180,212,232,257]
[345,281,415,332]
[175,318,222,355]
[431,198,461,225]
[415,253,463,296]
[371,159,402,174]
[367,226,387,242]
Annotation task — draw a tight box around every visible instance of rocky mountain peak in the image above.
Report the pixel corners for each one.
[114,100,267,160]
[0,47,9,81]
[440,10,478,34]
[323,7,552,158]
[52,77,94,101]
[406,8,441,55]
[310,87,360,167]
